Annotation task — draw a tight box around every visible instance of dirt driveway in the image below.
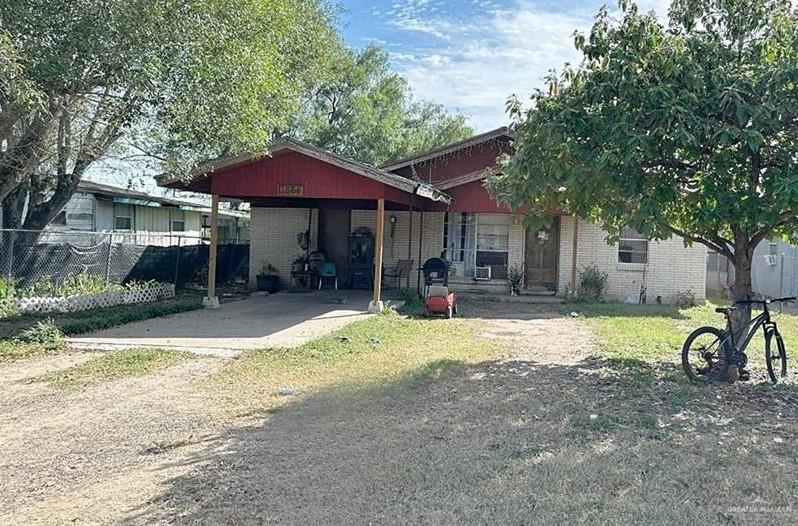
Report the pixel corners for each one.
[4,302,797,524]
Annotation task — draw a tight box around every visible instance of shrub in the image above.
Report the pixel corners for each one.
[24,270,123,298]
[579,264,609,300]
[674,289,696,307]
[15,319,66,351]
[400,288,423,308]
[0,277,19,299]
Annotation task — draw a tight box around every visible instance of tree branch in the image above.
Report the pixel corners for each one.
[661,222,735,261]
[751,212,794,248]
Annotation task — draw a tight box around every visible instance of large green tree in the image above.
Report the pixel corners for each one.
[489,0,798,347]
[295,45,474,166]
[0,0,336,231]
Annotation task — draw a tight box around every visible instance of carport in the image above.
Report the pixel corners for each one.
[161,139,449,312]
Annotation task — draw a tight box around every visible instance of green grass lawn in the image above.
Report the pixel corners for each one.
[564,301,798,379]
[33,348,193,390]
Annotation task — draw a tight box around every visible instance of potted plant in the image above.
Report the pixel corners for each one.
[506,265,524,296]
[256,263,280,293]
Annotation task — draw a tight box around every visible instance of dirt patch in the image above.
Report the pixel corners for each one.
[461,300,596,364]
[0,355,225,524]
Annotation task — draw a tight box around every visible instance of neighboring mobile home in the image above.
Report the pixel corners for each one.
[160,129,706,304]
[45,180,250,246]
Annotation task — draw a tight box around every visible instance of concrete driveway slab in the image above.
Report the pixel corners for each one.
[69,290,377,355]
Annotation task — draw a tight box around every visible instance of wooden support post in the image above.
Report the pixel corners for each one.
[407,205,414,289]
[570,215,579,296]
[369,198,385,313]
[203,194,221,309]
[416,210,424,294]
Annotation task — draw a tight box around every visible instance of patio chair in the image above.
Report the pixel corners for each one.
[318,262,338,290]
[384,259,414,289]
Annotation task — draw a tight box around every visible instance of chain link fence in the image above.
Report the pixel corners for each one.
[752,253,798,299]
[706,250,734,299]
[707,249,798,300]
[0,229,249,293]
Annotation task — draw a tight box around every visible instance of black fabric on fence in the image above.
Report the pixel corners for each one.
[7,240,249,290]
[124,244,249,288]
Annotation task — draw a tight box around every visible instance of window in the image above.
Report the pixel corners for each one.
[52,210,67,226]
[769,242,779,256]
[618,227,648,264]
[442,213,509,278]
[170,209,186,232]
[113,204,133,231]
[476,214,510,279]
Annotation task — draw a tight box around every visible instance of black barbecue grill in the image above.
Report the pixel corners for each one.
[421,257,451,287]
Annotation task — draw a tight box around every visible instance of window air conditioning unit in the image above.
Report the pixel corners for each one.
[475,266,492,281]
[764,254,778,266]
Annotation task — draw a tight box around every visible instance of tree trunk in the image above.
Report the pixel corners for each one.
[722,248,754,382]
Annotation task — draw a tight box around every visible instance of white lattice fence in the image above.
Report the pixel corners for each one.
[0,283,175,315]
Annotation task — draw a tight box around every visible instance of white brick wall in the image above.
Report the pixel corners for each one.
[557,216,707,303]
[249,208,318,287]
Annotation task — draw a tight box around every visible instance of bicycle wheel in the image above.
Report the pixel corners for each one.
[682,326,727,383]
[765,329,788,383]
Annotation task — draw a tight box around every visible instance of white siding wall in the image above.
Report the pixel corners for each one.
[95,199,114,231]
[249,207,318,286]
[557,217,707,303]
[62,192,95,230]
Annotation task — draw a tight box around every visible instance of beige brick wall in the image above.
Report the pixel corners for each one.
[249,207,318,287]
[508,216,525,277]
[350,209,445,289]
[249,208,709,300]
[557,216,706,303]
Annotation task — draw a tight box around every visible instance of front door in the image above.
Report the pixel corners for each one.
[525,217,559,292]
[318,207,350,285]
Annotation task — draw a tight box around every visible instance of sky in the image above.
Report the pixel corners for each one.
[93,0,672,196]
[338,0,670,131]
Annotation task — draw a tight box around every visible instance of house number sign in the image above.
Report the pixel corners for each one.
[277,184,304,196]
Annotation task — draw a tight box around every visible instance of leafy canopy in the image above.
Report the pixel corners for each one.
[0,0,337,229]
[489,0,798,277]
[295,45,474,166]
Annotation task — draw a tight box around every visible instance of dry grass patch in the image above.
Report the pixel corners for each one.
[205,311,504,417]
[33,348,193,390]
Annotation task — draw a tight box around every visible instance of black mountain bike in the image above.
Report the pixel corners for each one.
[681,297,795,384]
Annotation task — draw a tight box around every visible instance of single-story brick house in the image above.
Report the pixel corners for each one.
[160,128,706,308]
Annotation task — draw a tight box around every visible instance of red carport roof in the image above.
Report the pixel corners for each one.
[158,138,450,204]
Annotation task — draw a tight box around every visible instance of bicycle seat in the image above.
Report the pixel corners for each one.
[715,307,736,315]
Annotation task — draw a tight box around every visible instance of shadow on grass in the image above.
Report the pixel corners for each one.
[118,355,798,525]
